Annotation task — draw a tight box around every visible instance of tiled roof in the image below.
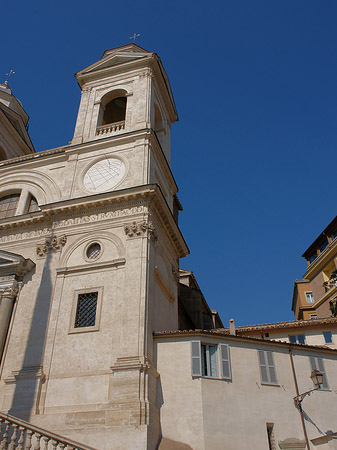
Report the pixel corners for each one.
[228,317,337,332]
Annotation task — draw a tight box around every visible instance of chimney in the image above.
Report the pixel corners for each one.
[229,318,236,335]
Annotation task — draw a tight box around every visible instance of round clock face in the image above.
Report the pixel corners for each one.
[83,158,126,192]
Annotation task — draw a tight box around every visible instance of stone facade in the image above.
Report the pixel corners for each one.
[0,44,188,450]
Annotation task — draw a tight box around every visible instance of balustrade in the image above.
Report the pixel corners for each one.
[96,121,125,135]
[0,413,98,450]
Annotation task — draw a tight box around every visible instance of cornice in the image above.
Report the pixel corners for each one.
[0,184,189,258]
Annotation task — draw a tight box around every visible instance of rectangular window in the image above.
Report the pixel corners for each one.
[289,334,306,344]
[258,350,277,384]
[75,292,98,327]
[201,344,218,377]
[191,341,231,380]
[69,287,103,334]
[309,314,317,319]
[305,292,314,303]
[323,331,333,344]
[309,357,329,389]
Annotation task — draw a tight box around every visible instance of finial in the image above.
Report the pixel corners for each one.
[5,69,15,85]
[130,33,140,42]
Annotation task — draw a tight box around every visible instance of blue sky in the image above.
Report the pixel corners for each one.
[3,1,337,326]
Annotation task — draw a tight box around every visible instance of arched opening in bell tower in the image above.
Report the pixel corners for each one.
[96,90,127,134]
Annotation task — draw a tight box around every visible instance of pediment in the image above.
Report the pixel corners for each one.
[77,44,152,76]
[0,250,34,276]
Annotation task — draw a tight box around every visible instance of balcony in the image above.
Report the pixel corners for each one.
[96,121,125,136]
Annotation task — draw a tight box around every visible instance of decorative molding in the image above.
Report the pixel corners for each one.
[139,68,153,78]
[4,366,44,385]
[124,221,157,241]
[36,235,67,257]
[53,206,145,229]
[111,356,159,378]
[0,227,52,243]
[0,282,19,299]
[57,258,125,275]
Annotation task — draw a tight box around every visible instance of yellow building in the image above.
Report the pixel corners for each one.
[292,216,337,320]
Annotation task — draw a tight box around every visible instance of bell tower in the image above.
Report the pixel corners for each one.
[72,44,177,163]
[63,44,187,449]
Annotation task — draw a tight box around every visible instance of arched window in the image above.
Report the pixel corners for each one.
[96,90,127,135]
[0,194,20,219]
[0,191,40,219]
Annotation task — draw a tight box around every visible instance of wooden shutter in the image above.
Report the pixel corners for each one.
[310,357,329,389]
[219,344,231,380]
[266,351,277,384]
[191,341,202,376]
[258,350,269,383]
[258,350,277,384]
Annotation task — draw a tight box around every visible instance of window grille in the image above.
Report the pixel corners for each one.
[74,292,98,328]
[86,243,101,260]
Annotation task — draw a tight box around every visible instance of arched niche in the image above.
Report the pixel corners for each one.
[97,89,127,128]
[60,231,125,268]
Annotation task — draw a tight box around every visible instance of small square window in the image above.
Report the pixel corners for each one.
[69,287,103,333]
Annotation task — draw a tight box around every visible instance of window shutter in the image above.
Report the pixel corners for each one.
[266,351,277,384]
[191,341,202,376]
[258,350,277,384]
[258,350,269,383]
[220,344,231,380]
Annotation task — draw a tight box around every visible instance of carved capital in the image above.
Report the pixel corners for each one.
[0,280,19,299]
[139,68,153,78]
[37,235,67,257]
[124,221,157,241]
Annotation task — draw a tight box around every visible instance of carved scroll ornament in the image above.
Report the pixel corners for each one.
[124,221,157,241]
[36,235,67,257]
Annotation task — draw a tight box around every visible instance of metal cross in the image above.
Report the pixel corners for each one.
[130,33,140,42]
[5,69,15,85]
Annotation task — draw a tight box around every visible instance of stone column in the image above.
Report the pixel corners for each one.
[0,281,18,359]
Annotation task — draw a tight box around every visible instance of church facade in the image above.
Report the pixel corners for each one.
[0,45,336,450]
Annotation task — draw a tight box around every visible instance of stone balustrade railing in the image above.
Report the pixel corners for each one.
[96,121,125,135]
[0,412,98,450]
